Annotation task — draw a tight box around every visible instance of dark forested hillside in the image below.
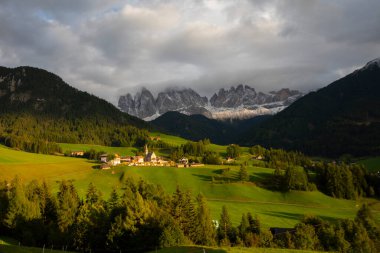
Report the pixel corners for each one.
[151,111,271,144]
[240,59,380,157]
[0,66,149,152]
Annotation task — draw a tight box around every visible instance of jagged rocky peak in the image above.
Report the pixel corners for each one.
[118,85,303,121]
[210,84,257,108]
[156,88,208,114]
[210,85,301,108]
[118,87,209,120]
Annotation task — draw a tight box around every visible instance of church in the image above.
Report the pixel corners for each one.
[144,145,157,162]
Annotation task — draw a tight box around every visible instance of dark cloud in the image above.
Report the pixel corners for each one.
[0,0,379,104]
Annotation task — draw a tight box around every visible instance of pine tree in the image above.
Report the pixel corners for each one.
[57,180,80,233]
[86,182,102,205]
[238,165,249,182]
[194,193,216,246]
[218,205,232,243]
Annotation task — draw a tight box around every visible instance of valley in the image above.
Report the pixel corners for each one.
[1,63,380,252]
[1,142,379,229]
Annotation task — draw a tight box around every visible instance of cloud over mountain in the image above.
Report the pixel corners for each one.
[0,0,379,104]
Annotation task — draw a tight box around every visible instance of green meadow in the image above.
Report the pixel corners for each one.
[0,237,71,253]
[2,144,379,228]
[59,143,138,156]
[148,246,328,253]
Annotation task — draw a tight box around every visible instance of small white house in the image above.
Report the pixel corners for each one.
[100,154,108,163]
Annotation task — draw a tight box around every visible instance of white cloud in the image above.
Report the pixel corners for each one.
[0,0,379,104]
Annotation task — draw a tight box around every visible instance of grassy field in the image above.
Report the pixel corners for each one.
[1,144,379,228]
[59,143,138,156]
[148,246,327,253]
[358,157,380,172]
[0,236,69,253]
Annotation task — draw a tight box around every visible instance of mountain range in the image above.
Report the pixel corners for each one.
[1,57,379,157]
[118,85,302,121]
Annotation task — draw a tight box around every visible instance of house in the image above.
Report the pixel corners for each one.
[226,157,234,163]
[71,151,84,157]
[110,154,121,166]
[135,156,144,164]
[149,136,161,141]
[120,156,132,163]
[179,157,188,165]
[100,154,108,163]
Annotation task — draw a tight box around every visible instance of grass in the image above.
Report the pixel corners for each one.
[1,144,379,228]
[59,143,138,156]
[358,157,380,172]
[148,246,327,253]
[0,236,70,253]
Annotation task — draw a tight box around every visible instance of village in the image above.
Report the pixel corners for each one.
[71,145,205,170]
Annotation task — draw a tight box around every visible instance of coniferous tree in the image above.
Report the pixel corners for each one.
[218,205,232,245]
[194,193,216,246]
[56,180,80,233]
[238,165,249,182]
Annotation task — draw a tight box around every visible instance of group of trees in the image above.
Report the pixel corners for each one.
[0,114,149,154]
[0,177,217,252]
[250,145,380,199]
[0,177,379,252]
[226,144,241,159]
[316,162,377,199]
[170,139,223,165]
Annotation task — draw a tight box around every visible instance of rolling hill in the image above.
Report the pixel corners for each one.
[240,58,380,157]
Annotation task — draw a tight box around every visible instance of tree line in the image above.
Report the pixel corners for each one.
[0,177,379,252]
[0,114,149,154]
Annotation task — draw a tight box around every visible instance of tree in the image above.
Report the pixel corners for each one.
[86,183,102,205]
[238,165,249,182]
[355,204,380,247]
[226,144,241,158]
[57,180,80,233]
[293,223,319,250]
[218,205,232,244]
[247,212,260,234]
[284,166,308,191]
[194,193,216,246]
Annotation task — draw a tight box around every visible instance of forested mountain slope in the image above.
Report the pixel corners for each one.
[240,59,380,157]
[0,66,149,152]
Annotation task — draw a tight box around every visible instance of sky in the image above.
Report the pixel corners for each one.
[1,0,380,104]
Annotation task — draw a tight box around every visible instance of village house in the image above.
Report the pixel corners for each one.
[149,136,161,141]
[179,157,189,165]
[110,154,121,166]
[134,156,145,164]
[120,156,132,163]
[71,151,84,157]
[100,154,108,163]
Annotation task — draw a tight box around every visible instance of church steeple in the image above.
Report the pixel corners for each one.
[144,145,148,155]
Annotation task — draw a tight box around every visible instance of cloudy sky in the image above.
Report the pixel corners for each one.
[1,0,380,104]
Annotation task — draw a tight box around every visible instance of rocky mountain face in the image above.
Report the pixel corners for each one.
[118,85,302,121]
